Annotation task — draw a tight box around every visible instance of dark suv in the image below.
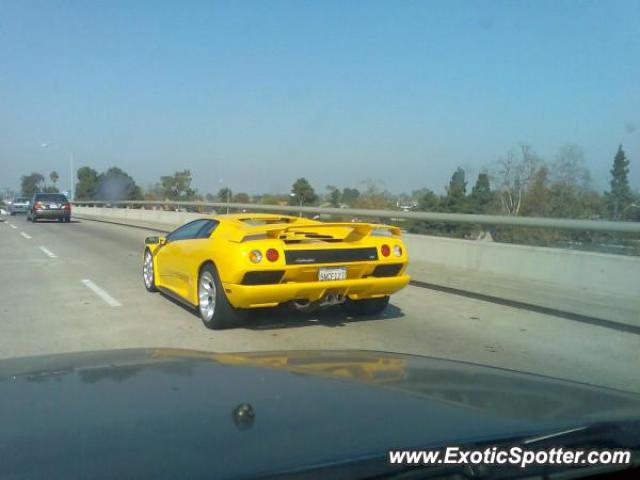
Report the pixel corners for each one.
[27,193,71,223]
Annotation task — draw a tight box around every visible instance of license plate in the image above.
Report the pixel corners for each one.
[50,204,59,209]
[318,267,347,281]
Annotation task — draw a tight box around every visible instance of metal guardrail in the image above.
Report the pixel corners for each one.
[72,200,640,234]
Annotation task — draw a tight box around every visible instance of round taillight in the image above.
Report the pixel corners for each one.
[266,248,279,262]
[249,250,262,263]
[393,245,402,257]
[381,244,390,257]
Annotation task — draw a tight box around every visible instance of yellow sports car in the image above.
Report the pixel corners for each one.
[142,214,410,329]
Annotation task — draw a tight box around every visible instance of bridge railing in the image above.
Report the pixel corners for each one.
[72,200,640,234]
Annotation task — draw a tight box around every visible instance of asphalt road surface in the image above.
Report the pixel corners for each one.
[1,214,639,393]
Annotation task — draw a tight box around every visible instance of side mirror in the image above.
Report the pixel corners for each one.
[145,236,166,245]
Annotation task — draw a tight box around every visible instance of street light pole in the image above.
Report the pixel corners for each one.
[290,192,303,217]
[70,152,74,200]
[218,178,231,214]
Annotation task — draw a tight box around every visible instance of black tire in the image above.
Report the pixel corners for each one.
[198,264,246,330]
[31,215,37,223]
[142,249,158,292]
[10,212,15,216]
[57,218,63,222]
[342,296,390,316]
[64,216,71,223]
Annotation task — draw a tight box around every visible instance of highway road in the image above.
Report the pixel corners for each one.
[1,214,639,393]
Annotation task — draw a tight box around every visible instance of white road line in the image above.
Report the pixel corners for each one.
[9,224,17,229]
[39,246,57,258]
[81,279,122,307]
[20,232,32,239]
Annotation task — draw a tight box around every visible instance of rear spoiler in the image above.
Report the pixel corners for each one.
[229,222,401,243]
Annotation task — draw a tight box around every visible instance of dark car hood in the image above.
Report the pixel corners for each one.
[1,348,639,479]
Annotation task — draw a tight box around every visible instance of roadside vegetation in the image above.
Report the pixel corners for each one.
[10,144,639,253]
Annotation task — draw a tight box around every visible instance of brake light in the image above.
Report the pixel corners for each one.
[381,244,390,257]
[34,202,43,209]
[266,248,279,262]
[63,203,71,210]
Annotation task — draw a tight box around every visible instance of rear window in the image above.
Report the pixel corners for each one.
[35,194,68,203]
[15,198,29,202]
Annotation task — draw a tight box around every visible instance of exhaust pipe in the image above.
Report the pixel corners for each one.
[292,294,346,312]
[318,293,346,308]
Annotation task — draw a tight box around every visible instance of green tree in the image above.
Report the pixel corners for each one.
[75,167,99,200]
[289,178,317,205]
[232,192,250,203]
[416,189,440,211]
[96,167,142,201]
[21,172,45,197]
[442,167,467,212]
[217,187,232,202]
[353,180,391,209]
[49,171,59,187]
[325,185,341,207]
[605,145,632,219]
[258,194,288,205]
[160,170,197,201]
[629,192,640,221]
[469,172,494,213]
[143,183,165,201]
[520,166,550,217]
[341,187,360,206]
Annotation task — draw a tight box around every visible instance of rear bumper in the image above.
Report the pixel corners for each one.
[33,209,69,219]
[9,206,28,214]
[223,274,411,309]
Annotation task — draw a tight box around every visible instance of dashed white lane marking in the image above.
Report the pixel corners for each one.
[9,224,17,229]
[20,232,32,239]
[39,246,57,258]
[81,279,122,307]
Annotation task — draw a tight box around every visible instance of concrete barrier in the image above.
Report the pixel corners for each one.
[73,206,207,230]
[73,206,640,326]
[404,234,640,326]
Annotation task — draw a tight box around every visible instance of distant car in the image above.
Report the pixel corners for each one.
[27,193,71,223]
[143,213,410,329]
[8,197,30,215]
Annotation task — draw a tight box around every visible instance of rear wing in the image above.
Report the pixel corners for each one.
[229,222,402,243]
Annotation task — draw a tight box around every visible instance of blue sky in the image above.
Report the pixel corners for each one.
[1,0,639,195]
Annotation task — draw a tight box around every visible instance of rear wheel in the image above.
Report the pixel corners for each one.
[142,249,158,292]
[342,296,390,316]
[64,216,71,223]
[198,264,246,330]
[31,215,37,223]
